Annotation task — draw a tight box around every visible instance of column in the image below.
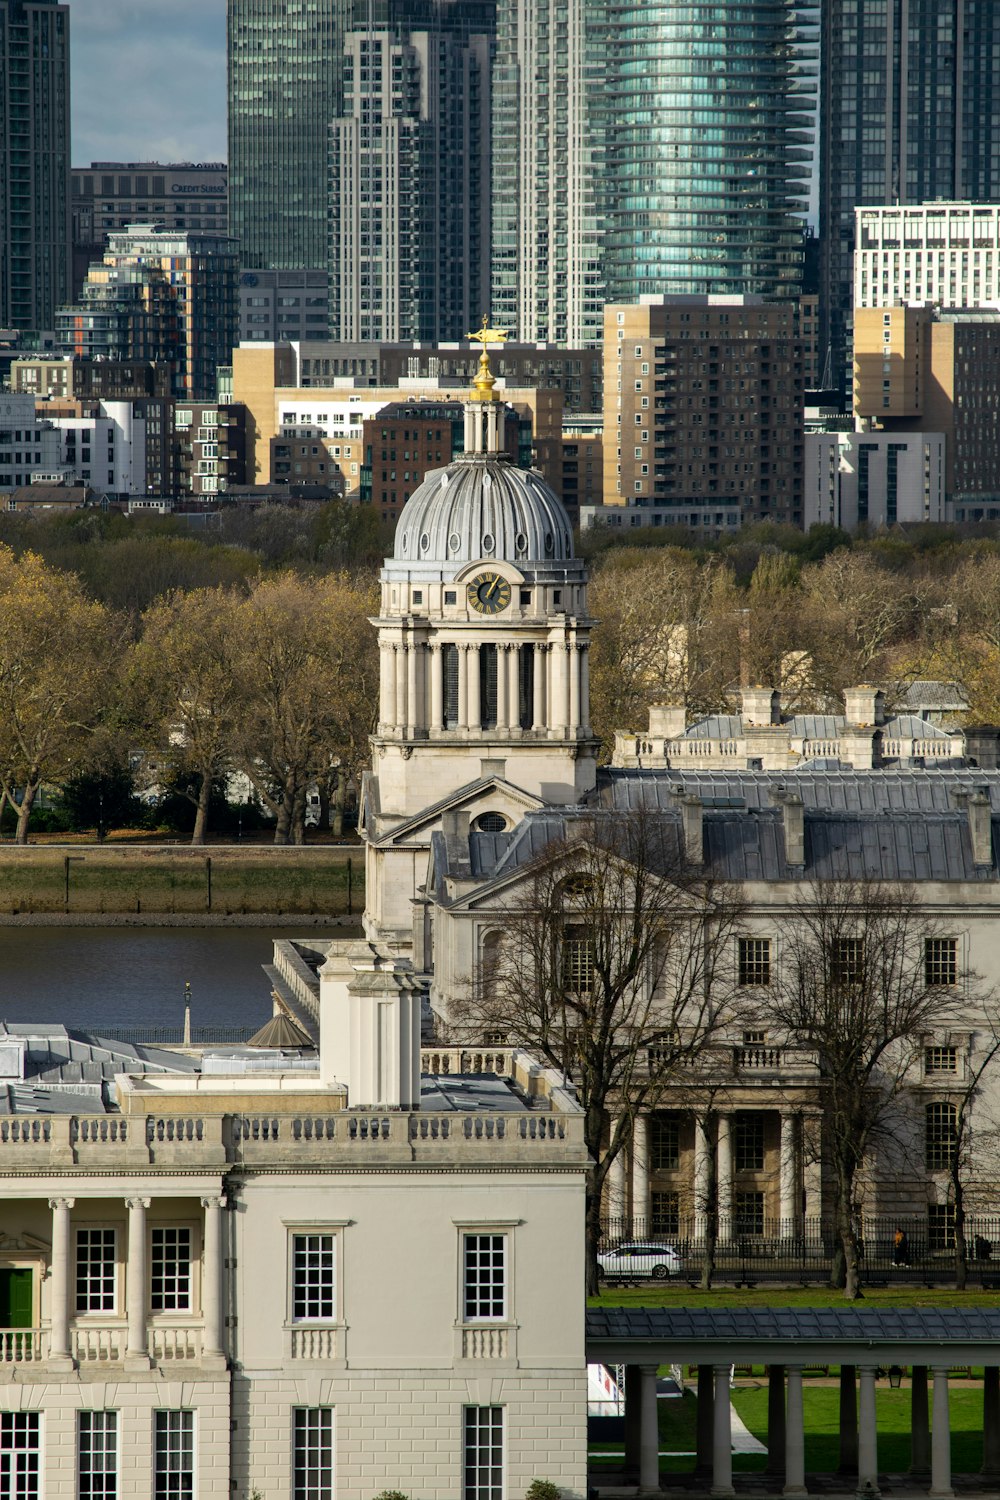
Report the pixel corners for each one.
[532,643,546,730]
[717,1115,733,1241]
[430,643,443,731]
[712,1363,735,1498]
[48,1197,75,1368]
[394,644,406,730]
[982,1366,1000,1479]
[930,1366,953,1499]
[200,1196,226,1363]
[125,1196,151,1368]
[413,642,426,733]
[766,1365,785,1478]
[457,644,469,729]
[783,1367,807,1498]
[467,642,481,730]
[379,642,394,730]
[639,1365,660,1492]
[496,644,509,729]
[632,1115,650,1236]
[507,644,520,731]
[406,638,418,736]
[779,1113,797,1232]
[838,1365,858,1475]
[624,1365,642,1479]
[561,643,573,731]
[607,1133,627,1232]
[693,1115,710,1239]
[911,1365,930,1476]
[857,1365,879,1495]
[568,643,580,733]
[551,639,567,733]
[580,642,591,733]
[696,1365,714,1475]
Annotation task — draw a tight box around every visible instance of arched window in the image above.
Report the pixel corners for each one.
[475,812,507,834]
[925,1101,957,1170]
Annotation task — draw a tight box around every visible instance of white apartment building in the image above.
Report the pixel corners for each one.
[0,394,61,491]
[855,203,1000,309]
[805,428,947,530]
[47,401,147,495]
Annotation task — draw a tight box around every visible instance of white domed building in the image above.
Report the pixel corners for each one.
[361,344,597,944]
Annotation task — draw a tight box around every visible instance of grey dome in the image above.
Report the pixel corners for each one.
[393,456,574,566]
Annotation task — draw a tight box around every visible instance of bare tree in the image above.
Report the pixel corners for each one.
[767,879,960,1300]
[452,811,747,1294]
[941,1025,1000,1290]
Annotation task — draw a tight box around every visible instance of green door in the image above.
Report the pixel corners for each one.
[0,1268,33,1327]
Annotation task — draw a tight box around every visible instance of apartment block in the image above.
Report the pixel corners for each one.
[805,429,947,532]
[239,268,329,343]
[855,204,1000,312]
[603,295,805,527]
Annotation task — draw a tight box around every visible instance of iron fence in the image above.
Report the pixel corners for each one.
[598,1214,1000,1285]
[71,1024,258,1047]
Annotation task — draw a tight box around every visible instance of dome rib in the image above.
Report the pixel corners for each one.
[394,456,574,565]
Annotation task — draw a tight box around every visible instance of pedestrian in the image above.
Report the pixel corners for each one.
[893,1227,910,1266]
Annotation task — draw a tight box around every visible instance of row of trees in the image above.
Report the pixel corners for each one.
[588,541,1000,752]
[0,545,379,844]
[455,816,999,1297]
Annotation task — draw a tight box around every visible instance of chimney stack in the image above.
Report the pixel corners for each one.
[954,789,994,867]
[671,786,704,865]
[844,685,885,727]
[741,687,780,727]
[771,786,805,867]
[648,703,686,739]
[319,941,422,1106]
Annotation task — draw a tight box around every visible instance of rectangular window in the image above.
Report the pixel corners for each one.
[831,936,864,986]
[464,1234,506,1321]
[738,937,771,986]
[154,1411,193,1500]
[925,1102,957,1170]
[561,926,595,994]
[1,1414,39,1500]
[734,1191,765,1238]
[650,1190,679,1237]
[925,938,958,987]
[928,1203,956,1250]
[650,1115,680,1170]
[293,1409,334,1500]
[151,1228,191,1312]
[734,1115,765,1172]
[77,1228,117,1311]
[292,1234,336,1322]
[925,1045,958,1075]
[464,1407,504,1500]
[79,1412,118,1500]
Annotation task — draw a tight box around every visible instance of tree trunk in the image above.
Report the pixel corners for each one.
[698,1113,718,1291]
[291,784,307,845]
[191,773,212,846]
[834,1176,863,1300]
[330,773,346,837]
[15,780,38,846]
[953,1170,968,1292]
[273,785,294,845]
[585,1177,604,1298]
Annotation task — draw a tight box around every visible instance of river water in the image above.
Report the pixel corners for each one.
[0,927,340,1037]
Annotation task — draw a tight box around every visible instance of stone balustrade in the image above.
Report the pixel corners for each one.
[0,1328,45,1363]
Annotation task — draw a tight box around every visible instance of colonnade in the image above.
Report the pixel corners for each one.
[606,1110,823,1232]
[621,1362,996,1497]
[46,1196,225,1370]
[378,634,590,737]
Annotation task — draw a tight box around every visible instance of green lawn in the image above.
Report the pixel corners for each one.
[590,1381,987,1477]
[591,1284,1000,1308]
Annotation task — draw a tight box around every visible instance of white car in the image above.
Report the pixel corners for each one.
[597,1241,683,1281]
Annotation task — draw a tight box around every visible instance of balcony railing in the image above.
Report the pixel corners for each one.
[0,1323,202,1365]
[0,1328,44,1362]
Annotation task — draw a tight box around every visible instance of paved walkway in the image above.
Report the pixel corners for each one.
[593,1475,998,1498]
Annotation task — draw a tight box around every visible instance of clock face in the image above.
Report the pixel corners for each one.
[467,570,512,616]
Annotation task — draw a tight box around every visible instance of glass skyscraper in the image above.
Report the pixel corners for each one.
[0,0,71,331]
[821,0,1000,391]
[604,2,816,305]
[227,0,347,271]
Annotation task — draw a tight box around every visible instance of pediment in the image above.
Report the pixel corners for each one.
[371,776,544,850]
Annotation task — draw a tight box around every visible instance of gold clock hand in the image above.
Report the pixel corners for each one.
[487,576,500,599]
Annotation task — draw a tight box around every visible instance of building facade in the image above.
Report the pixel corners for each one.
[0,0,71,332]
[603,296,805,527]
[805,428,947,532]
[329,0,494,343]
[820,1,1000,390]
[0,391,60,489]
[58,227,239,401]
[239,268,329,343]
[227,0,346,273]
[855,203,1000,313]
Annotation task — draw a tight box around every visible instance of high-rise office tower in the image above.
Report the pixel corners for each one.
[605,2,816,306]
[820,0,1000,391]
[329,0,494,342]
[0,0,71,331]
[491,0,607,347]
[227,0,346,271]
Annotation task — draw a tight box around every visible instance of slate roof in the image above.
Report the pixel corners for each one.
[900,680,969,711]
[586,1307,1000,1345]
[603,768,1000,814]
[0,1023,197,1115]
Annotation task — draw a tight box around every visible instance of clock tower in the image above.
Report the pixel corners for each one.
[362,325,598,942]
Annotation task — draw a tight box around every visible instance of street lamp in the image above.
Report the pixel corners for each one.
[888,1366,904,1388]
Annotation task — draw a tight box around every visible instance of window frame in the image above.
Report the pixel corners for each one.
[0,1412,40,1500]
[925,1101,958,1170]
[149,1224,197,1315]
[462,1233,507,1323]
[733,1113,766,1173]
[737,936,771,987]
[463,1406,505,1500]
[924,936,959,988]
[290,1232,337,1325]
[292,1407,334,1500]
[75,1225,119,1315]
[153,1410,194,1500]
[78,1410,118,1500]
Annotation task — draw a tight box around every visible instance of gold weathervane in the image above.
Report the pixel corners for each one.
[466,314,509,401]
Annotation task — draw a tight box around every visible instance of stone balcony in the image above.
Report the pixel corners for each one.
[0,1321,203,1370]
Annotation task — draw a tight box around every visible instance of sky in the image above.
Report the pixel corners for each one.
[72,1,227,167]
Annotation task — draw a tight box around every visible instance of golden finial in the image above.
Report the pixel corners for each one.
[466,314,509,402]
